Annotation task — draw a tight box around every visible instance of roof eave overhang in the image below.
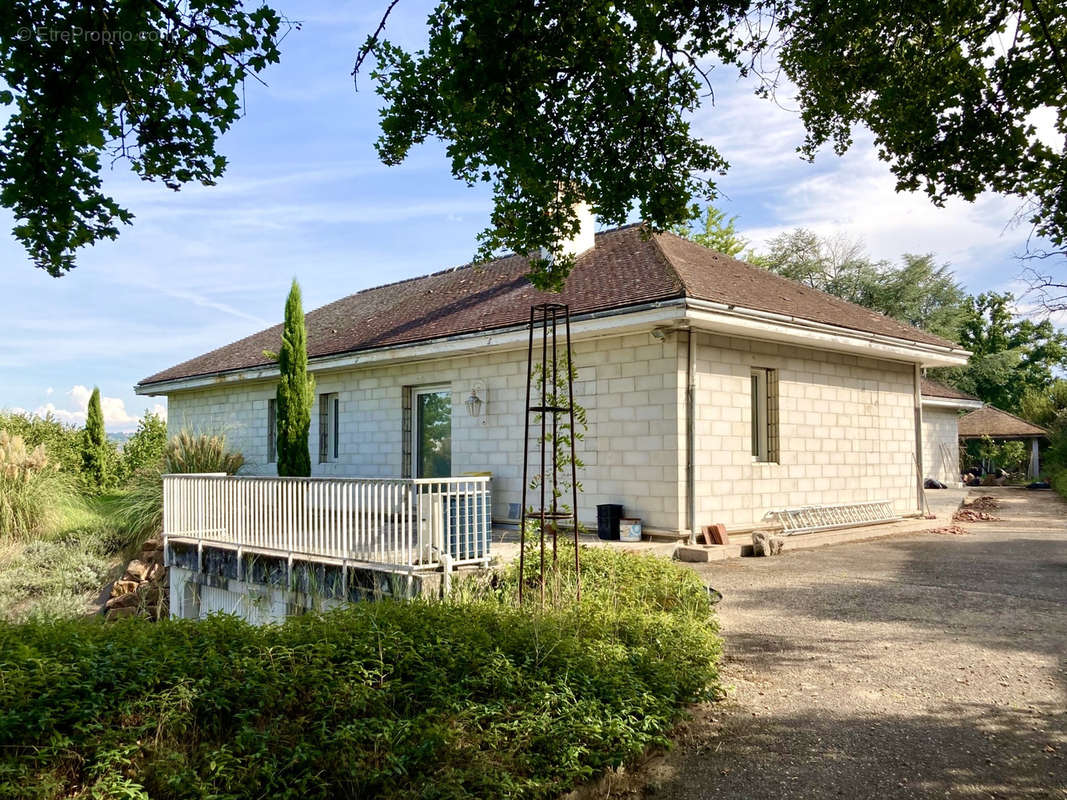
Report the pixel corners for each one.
[136,296,971,396]
[135,300,691,396]
[683,299,970,368]
[921,396,984,411]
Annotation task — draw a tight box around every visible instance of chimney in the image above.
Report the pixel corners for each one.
[542,201,595,262]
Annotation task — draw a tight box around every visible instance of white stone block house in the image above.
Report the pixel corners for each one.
[919,378,983,486]
[136,219,971,537]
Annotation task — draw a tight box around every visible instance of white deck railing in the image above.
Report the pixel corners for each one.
[162,474,492,570]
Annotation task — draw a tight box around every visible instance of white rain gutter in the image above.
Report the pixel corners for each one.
[921,396,984,411]
[683,299,970,368]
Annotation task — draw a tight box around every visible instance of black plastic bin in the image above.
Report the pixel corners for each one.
[597,504,623,540]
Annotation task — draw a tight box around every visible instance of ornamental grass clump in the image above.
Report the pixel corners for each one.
[0,431,73,540]
[114,431,244,551]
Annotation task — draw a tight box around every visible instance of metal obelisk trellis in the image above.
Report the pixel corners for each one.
[519,303,580,605]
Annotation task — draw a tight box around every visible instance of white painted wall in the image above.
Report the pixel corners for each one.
[921,407,961,486]
[163,329,923,535]
[690,332,918,529]
[164,332,686,532]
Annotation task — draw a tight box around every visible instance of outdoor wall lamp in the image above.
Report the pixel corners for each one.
[465,381,486,422]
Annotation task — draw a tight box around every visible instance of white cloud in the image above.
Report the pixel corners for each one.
[743,143,1025,275]
[29,386,166,433]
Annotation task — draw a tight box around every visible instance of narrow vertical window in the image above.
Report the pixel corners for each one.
[318,393,339,463]
[267,398,276,463]
[750,368,778,463]
[332,395,340,460]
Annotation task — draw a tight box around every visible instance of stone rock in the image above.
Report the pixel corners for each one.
[110,579,139,597]
[124,559,151,582]
[137,582,162,606]
[106,591,140,610]
[106,606,139,620]
[146,563,167,583]
[752,531,785,557]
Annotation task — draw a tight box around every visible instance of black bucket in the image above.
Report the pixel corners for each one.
[596,504,623,540]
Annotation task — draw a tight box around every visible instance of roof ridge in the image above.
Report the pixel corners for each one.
[647,227,690,297]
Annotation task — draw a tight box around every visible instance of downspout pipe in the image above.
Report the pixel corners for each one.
[913,364,924,512]
[686,328,697,544]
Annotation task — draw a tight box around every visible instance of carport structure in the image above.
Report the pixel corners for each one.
[957,405,1049,478]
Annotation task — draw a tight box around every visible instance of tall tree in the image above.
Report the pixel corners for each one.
[931,292,1067,412]
[82,386,108,490]
[7,3,1065,285]
[275,280,314,477]
[674,205,748,258]
[860,254,968,341]
[0,1,288,275]
[359,0,1067,289]
[752,228,875,299]
[1020,380,1067,428]
[750,229,968,341]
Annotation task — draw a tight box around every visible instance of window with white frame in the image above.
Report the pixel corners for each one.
[267,398,277,463]
[318,393,340,463]
[750,367,779,463]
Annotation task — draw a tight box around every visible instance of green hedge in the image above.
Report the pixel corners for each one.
[0,547,719,799]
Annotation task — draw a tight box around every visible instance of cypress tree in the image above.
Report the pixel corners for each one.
[276,279,314,477]
[83,386,109,490]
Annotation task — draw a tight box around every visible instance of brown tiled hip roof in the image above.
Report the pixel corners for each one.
[138,225,962,388]
[957,406,1048,439]
[920,377,980,401]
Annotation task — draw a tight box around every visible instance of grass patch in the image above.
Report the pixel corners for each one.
[0,493,124,622]
[0,546,720,799]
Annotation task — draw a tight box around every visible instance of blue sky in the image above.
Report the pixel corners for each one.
[1,2,1056,431]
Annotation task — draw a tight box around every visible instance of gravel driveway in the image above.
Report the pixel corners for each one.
[642,488,1067,799]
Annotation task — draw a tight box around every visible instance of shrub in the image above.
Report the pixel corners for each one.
[121,411,167,477]
[114,431,244,549]
[0,548,719,799]
[0,432,75,540]
[0,411,84,483]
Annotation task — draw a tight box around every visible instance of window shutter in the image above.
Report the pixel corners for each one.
[318,394,329,463]
[267,398,276,463]
[401,386,412,478]
[767,369,780,463]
